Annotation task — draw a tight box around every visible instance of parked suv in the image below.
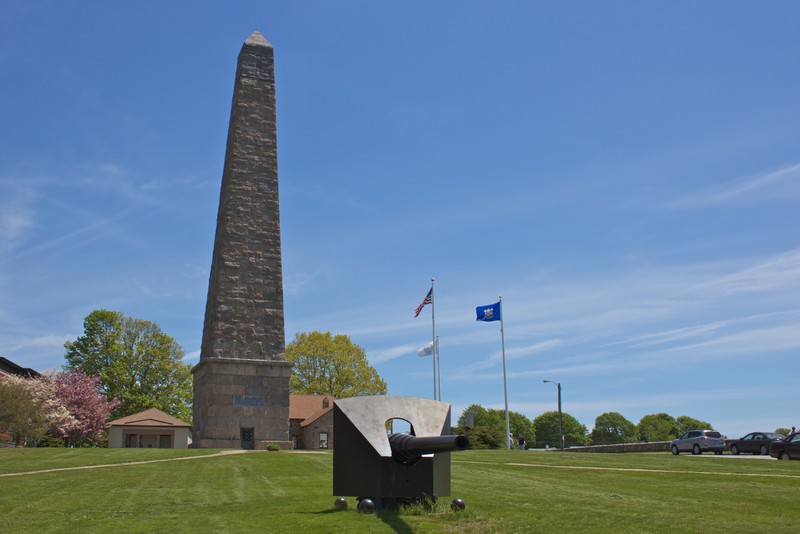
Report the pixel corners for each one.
[671,430,725,455]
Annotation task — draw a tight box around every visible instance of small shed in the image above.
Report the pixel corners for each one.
[107,408,192,449]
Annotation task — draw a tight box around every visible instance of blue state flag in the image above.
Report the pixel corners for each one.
[476,302,501,322]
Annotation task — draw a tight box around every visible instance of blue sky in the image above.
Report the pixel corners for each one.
[1,1,798,439]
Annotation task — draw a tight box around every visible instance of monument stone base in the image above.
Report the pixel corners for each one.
[192,358,293,450]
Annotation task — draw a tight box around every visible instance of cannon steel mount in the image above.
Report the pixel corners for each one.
[333,395,469,510]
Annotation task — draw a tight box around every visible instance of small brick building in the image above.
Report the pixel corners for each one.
[289,394,334,450]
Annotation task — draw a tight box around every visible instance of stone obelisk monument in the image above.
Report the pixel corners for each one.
[192,31,292,450]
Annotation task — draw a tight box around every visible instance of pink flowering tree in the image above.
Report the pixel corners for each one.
[51,370,119,446]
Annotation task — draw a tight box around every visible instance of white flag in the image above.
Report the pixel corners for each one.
[418,341,433,357]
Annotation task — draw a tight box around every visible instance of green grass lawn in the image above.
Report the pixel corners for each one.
[1,448,798,533]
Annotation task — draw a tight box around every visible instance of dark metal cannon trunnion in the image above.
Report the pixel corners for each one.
[333,396,469,510]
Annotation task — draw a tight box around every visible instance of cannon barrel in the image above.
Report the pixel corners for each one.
[389,433,469,464]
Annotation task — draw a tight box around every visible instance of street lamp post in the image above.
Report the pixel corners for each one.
[543,379,563,451]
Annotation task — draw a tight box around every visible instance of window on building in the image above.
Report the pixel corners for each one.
[319,432,329,449]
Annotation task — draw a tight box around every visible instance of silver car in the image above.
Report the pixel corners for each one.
[671,429,725,455]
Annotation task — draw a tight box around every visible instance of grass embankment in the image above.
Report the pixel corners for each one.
[1,448,798,533]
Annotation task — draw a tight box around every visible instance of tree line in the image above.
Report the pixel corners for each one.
[1,309,193,447]
[453,405,732,449]
[64,310,193,422]
[0,370,117,447]
[1,313,387,447]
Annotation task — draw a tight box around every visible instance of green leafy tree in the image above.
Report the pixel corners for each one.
[64,310,193,421]
[675,415,713,435]
[464,426,504,449]
[637,413,679,442]
[285,331,387,397]
[456,404,503,449]
[455,405,534,449]
[533,411,589,448]
[457,404,489,428]
[776,427,791,436]
[590,412,638,445]
[509,410,536,447]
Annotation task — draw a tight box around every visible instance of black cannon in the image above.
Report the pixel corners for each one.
[389,432,469,464]
[333,396,468,509]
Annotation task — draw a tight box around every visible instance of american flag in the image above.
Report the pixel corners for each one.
[414,288,433,318]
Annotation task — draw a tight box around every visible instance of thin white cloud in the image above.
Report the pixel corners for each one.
[689,248,800,297]
[456,361,635,383]
[75,163,160,204]
[285,247,800,390]
[0,184,36,254]
[611,310,800,350]
[448,342,591,380]
[283,271,316,296]
[711,162,800,202]
[615,321,729,349]
[0,162,175,268]
[505,339,563,360]
[183,349,201,364]
[501,250,800,348]
[0,208,34,253]
[10,334,72,352]
[671,162,800,208]
[0,206,138,266]
[370,343,419,364]
[652,323,800,357]
[455,339,563,372]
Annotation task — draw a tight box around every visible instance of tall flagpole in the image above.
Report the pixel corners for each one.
[436,335,441,401]
[499,295,510,450]
[430,277,437,401]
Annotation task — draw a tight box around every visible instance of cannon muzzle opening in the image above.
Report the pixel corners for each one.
[389,433,469,464]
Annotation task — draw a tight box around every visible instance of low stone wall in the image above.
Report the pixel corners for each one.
[563,441,672,453]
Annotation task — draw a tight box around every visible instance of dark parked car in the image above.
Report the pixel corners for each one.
[770,433,800,460]
[728,432,784,456]
[671,429,725,455]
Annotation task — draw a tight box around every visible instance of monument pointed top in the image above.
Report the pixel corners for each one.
[245,30,272,48]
